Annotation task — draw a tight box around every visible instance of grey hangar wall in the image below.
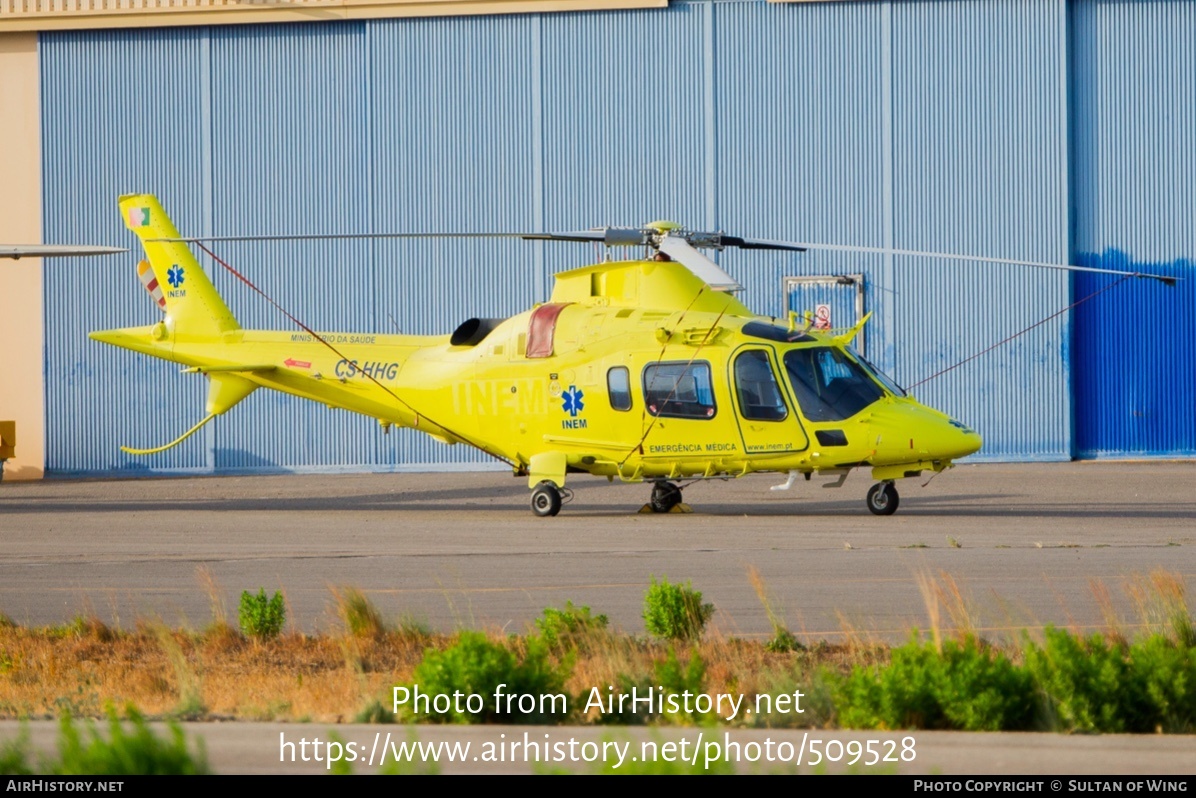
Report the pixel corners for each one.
[39,0,1196,475]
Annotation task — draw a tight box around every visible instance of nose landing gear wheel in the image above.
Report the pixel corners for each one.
[649,481,683,514]
[531,481,563,517]
[866,481,899,515]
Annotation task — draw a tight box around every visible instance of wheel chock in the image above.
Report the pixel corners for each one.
[637,502,694,514]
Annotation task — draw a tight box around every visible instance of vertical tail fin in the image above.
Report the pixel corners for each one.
[120,194,238,337]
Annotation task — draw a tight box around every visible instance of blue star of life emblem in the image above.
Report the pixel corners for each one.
[561,385,584,417]
[167,265,185,289]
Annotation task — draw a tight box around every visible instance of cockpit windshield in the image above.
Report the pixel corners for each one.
[783,347,886,422]
[846,346,907,397]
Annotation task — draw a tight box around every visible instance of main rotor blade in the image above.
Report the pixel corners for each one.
[521,228,649,247]
[520,230,606,244]
[148,232,532,244]
[721,236,807,253]
[762,241,1178,285]
[1,245,126,259]
[153,228,655,246]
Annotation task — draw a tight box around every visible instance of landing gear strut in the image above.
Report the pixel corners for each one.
[531,481,562,517]
[649,481,683,513]
[865,481,899,516]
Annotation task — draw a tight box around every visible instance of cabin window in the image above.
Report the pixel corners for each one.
[734,350,788,421]
[607,366,632,411]
[783,347,884,422]
[642,362,716,419]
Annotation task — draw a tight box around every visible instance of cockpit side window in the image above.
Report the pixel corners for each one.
[734,350,788,421]
[642,362,717,419]
[783,347,885,422]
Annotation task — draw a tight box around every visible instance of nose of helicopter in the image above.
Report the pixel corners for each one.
[866,402,982,464]
[940,420,983,461]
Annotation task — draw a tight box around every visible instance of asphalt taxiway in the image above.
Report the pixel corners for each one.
[1,462,1192,641]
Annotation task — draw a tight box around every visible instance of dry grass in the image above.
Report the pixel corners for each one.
[746,565,800,651]
[330,586,389,640]
[0,571,1189,724]
[1090,577,1127,646]
[0,618,866,724]
[195,566,227,629]
[1125,569,1194,646]
[0,620,437,722]
[916,570,978,651]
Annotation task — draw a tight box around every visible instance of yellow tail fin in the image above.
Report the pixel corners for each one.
[119,194,238,338]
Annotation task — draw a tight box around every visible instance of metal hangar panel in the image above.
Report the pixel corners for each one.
[38,0,1194,474]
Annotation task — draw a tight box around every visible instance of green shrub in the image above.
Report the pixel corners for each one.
[643,577,714,642]
[1021,626,1196,734]
[0,730,33,775]
[1127,635,1196,733]
[238,588,285,639]
[834,628,1196,734]
[56,708,209,775]
[836,635,1036,731]
[1022,627,1131,733]
[766,629,802,653]
[6,708,210,775]
[399,631,570,724]
[653,648,711,725]
[598,649,709,726]
[746,662,837,730]
[535,601,609,651]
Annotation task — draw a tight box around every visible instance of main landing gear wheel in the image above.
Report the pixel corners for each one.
[866,481,899,516]
[649,481,683,514]
[531,481,562,517]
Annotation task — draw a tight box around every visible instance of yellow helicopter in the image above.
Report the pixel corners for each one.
[90,194,1169,517]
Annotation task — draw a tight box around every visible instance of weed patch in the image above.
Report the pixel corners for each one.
[837,635,1036,731]
[238,589,285,640]
[1022,628,1196,733]
[395,632,570,724]
[535,601,609,653]
[1,708,208,775]
[643,577,714,642]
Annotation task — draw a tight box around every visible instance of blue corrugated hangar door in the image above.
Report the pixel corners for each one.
[1072,268,1196,458]
[1070,0,1196,459]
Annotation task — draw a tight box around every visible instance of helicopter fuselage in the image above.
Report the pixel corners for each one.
[91,194,982,516]
[93,259,981,504]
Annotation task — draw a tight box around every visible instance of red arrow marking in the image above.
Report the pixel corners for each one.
[284,358,312,369]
